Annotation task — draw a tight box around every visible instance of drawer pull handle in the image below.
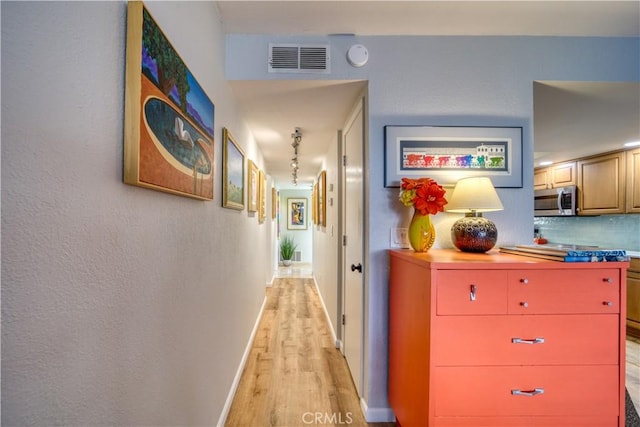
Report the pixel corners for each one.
[511,388,544,397]
[520,278,529,284]
[512,337,545,345]
[470,284,477,301]
[603,277,613,283]
[520,301,529,308]
[603,301,613,307]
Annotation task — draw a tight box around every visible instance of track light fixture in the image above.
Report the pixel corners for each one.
[290,127,302,185]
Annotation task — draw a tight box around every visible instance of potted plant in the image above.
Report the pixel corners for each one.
[280,235,297,266]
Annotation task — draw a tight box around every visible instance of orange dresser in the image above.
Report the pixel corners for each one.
[388,249,628,427]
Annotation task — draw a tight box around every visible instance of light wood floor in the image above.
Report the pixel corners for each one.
[225,269,394,426]
[628,336,640,411]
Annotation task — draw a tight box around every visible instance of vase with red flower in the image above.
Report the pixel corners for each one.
[399,177,448,252]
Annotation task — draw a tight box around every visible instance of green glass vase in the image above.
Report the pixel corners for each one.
[408,209,436,252]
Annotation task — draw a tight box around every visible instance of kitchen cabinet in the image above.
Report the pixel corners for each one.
[533,161,576,190]
[533,167,550,191]
[627,257,640,338]
[578,151,626,215]
[626,147,640,213]
[388,249,628,427]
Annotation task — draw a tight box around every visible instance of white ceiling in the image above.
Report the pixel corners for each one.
[534,81,640,165]
[218,1,640,188]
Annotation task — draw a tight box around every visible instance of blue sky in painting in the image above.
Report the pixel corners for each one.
[227,140,243,188]
[186,72,214,134]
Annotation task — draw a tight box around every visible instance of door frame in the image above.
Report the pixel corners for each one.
[339,91,367,396]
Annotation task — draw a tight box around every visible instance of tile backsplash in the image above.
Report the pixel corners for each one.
[534,215,640,251]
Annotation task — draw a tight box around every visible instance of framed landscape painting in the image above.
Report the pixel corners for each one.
[222,128,244,210]
[124,2,215,200]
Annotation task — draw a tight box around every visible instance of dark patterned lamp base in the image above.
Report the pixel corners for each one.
[451,214,498,253]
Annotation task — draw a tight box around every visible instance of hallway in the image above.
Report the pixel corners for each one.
[225,265,393,427]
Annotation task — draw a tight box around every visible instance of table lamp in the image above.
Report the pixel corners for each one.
[446,177,504,252]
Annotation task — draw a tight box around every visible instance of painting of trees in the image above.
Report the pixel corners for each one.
[142,8,189,113]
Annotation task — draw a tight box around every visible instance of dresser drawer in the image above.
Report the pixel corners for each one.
[434,365,619,417]
[508,269,619,314]
[436,270,508,315]
[433,314,619,366]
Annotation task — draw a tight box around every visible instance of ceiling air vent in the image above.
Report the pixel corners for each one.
[269,44,330,74]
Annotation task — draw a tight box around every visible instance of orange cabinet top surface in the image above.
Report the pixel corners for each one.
[389,248,630,270]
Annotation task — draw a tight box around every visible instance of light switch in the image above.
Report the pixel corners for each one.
[390,228,410,249]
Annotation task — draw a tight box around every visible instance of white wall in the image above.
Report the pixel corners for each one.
[226,33,640,419]
[1,2,272,425]
[311,130,342,342]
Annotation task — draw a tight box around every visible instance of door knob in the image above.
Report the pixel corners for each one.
[351,263,362,273]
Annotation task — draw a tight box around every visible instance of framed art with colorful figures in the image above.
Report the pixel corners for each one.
[384,126,522,188]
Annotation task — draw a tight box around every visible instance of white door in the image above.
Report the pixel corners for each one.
[342,97,365,396]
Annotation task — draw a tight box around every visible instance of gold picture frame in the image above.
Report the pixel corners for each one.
[271,187,277,219]
[317,170,327,227]
[248,159,259,212]
[312,182,318,225]
[258,169,266,223]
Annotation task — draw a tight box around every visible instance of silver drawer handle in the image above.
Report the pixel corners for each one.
[470,284,477,301]
[511,388,544,397]
[512,337,545,345]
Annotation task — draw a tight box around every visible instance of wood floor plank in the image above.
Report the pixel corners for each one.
[225,277,395,427]
[628,337,640,413]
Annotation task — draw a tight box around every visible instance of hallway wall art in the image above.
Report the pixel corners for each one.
[248,159,258,212]
[124,1,215,200]
[287,198,307,230]
[222,128,244,210]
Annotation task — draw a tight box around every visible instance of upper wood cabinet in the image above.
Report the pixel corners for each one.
[533,167,550,190]
[533,161,576,190]
[626,148,640,213]
[578,151,626,215]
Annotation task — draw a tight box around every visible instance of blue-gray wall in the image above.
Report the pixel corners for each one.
[227,34,639,420]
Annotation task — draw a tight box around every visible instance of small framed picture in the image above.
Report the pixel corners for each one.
[247,159,259,212]
[287,198,307,230]
[222,128,244,210]
[317,170,326,227]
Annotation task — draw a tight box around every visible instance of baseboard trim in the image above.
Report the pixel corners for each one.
[360,398,396,423]
[312,275,339,348]
[216,296,267,427]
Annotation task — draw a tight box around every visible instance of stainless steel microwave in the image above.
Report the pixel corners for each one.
[534,185,577,216]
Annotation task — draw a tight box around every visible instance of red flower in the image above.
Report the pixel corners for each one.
[399,177,448,216]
